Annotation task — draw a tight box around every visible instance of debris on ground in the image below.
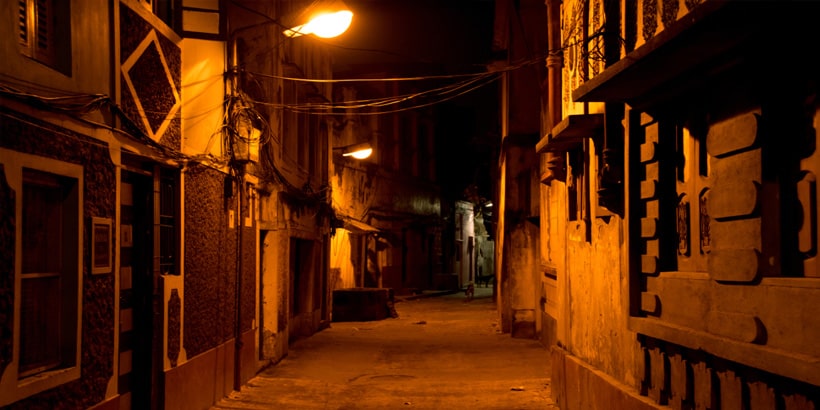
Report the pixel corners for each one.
[510,386,525,391]
[413,320,427,325]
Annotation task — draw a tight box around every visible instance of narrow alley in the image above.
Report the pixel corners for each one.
[211,288,556,410]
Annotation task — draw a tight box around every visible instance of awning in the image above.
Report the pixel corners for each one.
[342,217,380,234]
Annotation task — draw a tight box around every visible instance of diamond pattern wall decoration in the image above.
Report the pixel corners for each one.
[121,30,181,142]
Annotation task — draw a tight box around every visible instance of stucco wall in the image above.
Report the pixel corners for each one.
[508,222,540,338]
[260,228,289,363]
[565,217,638,387]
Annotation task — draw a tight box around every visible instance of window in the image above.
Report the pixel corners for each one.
[158,167,179,275]
[674,122,711,272]
[20,169,80,377]
[567,147,589,224]
[17,0,71,75]
[0,149,82,406]
[181,0,224,40]
[138,0,183,33]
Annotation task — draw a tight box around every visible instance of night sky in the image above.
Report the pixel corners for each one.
[329,0,495,70]
[327,0,500,205]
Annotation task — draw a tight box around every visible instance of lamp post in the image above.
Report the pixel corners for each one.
[226,0,353,393]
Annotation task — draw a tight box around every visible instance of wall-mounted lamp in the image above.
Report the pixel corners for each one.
[282,1,354,39]
[334,142,372,159]
[230,102,264,164]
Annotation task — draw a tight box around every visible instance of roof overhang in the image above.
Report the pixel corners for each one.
[572,1,820,109]
[536,114,603,154]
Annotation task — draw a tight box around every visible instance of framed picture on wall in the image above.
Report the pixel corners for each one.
[92,217,112,274]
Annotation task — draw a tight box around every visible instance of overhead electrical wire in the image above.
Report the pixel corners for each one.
[247,53,542,84]
[230,54,542,116]
[246,70,500,112]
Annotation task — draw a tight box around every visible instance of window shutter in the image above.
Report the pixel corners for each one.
[18,0,30,50]
[181,0,224,40]
[33,0,56,65]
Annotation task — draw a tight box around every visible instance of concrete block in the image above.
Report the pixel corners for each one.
[332,288,395,322]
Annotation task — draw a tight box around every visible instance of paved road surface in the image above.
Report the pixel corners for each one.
[211,287,557,409]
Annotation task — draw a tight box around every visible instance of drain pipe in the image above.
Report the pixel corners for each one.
[233,167,244,392]
[544,0,564,181]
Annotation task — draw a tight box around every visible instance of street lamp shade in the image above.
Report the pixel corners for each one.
[283,1,353,38]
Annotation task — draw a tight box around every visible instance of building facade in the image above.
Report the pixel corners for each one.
[522,0,820,408]
[492,0,549,339]
[1,0,336,408]
[329,77,443,296]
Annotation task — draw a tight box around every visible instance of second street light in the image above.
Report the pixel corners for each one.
[334,141,373,159]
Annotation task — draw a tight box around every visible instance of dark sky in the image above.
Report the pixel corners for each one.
[326,0,500,204]
[328,0,495,73]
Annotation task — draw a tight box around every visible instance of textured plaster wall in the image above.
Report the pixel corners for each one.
[1,113,116,409]
[331,162,374,221]
[258,188,328,358]
[507,222,540,339]
[565,216,639,387]
[183,166,239,358]
[509,224,538,311]
[538,179,567,352]
[260,227,289,363]
[334,160,440,219]
[498,144,539,335]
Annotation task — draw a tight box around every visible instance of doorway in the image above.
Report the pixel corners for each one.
[289,238,317,341]
[119,164,162,409]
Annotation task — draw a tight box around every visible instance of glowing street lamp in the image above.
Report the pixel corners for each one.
[335,142,373,159]
[283,1,354,39]
[344,146,372,159]
[283,10,353,38]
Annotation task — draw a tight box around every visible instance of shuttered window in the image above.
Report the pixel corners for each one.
[17,0,71,75]
[20,168,80,378]
[157,167,179,275]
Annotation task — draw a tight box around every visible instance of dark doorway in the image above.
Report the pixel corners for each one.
[289,238,316,341]
[119,163,162,409]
